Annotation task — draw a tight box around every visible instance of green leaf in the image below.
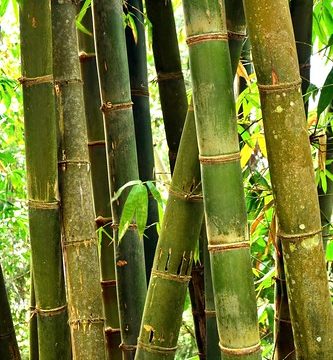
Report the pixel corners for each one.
[112,179,142,202]
[118,185,140,241]
[326,241,333,261]
[126,12,138,44]
[320,170,328,193]
[134,184,148,239]
[146,181,163,206]
[75,0,92,35]
[0,0,9,17]
[317,67,333,119]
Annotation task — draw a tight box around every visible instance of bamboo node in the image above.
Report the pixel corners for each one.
[156,71,184,82]
[168,187,203,202]
[95,216,113,227]
[69,317,105,326]
[277,228,322,242]
[0,330,15,339]
[199,152,241,164]
[119,343,137,352]
[28,200,59,210]
[101,279,117,288]
[151,270,191,283]
[131,88,149,97]
[227,30,246,41]
[18,74,53,87]
[137,340,178,354]
[186,32,228,46]
[258,79,301,93]
[208,241,250,253]
[35,303,67,317]
[58,159,91,171]
[105,326,121,334]
[219,342,261,355]
[63,238,97,247]
[204,310,216,318]
[274,316,292,324]
[101,101,133,113]
[88,140,106,147]
[79,51,96,62]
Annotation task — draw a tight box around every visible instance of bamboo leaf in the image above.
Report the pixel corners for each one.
[118,185,141,241]
[317,67,333,119]
[240,143,253,168]
[112,179,142,202]
[146,180,163,206]
[0,0,9,18]
[320,170,328,193]
[326,241,333,261]
[135,184,148,239]
[75,0,92,35]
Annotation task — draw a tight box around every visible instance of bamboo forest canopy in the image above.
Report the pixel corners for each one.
[0,0,332,359]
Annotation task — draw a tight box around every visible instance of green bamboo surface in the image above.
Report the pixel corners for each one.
[51,1,106,358]
[145,0,188,172]
[92,1,147,358]
[0,265,21,360]
[290,0,313,116]
[125,0,159,280]
[135,106,204,360]
[183,1,261,359]
[20,1,71,358]
[243,0,333,357]
[29,274,39,360]
[77,6,122,359]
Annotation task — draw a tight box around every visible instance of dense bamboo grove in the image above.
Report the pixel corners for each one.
[4,0,332,358]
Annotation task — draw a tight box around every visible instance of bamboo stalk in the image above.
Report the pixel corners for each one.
[77,6,122,359]
[51,1,106,358]
[125,0,159,280]
[0,265,21,360]
[290,0,313,117]
[135,105,204,360]
[29,273,39,360]
[243,0,333,357]
[92,1,147,358]
[20,1,71,358]
[183,1,261,359]
[145,0,188,172]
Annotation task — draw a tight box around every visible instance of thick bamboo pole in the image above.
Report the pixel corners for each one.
[77,6,122,359]
[51,1,106,358]
[20,2,71,358]
[125,0,159,280]
[290,0,313,117]
[145,0,188,172]
[92,1,147,358]
[135,106,204,360]
[243,0,333,357]
[183,1,261,359]
[0,265,21,360]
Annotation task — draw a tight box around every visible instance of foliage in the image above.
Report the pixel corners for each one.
[0,1,29,358]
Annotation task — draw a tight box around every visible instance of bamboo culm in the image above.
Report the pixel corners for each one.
[77,5,122,359]
[183,0,261,358]
[92,1,147,358]
[243,0,333,357]
[51,1,106,358]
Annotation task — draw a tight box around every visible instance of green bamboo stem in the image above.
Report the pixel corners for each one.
[92,1,147,358]
[0,265,21,360]
[77,6,122,359]
[145,0,188,172]
[20,2,71,358]
[51,1,106,358]
[135,105,204,360]
[29,271,39,360]
[243,1,333,358]
[290,0,313,116]
[183,1,261,359]
[125,0,159,280]
[188,237,205,360]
